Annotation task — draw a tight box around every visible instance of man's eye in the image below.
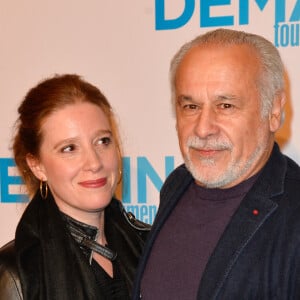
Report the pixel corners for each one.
[220,103,233,109]
[184,104,198,110]
[179,103,200,115]
[216,103,236,115]
[218,103,236,111]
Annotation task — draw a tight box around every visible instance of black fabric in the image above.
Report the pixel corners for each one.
[0,190,150,300]
[61,212,117,262]
[0,241,22,300]
[15,191,105,300]
[91,259,129,299]
[104,199,149,294]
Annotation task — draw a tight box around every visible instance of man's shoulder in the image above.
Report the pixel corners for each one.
[285,155,300,180]
[160,164,193,202]
[0,240,23,300]
[164,164,191,186]
[264,145,300,198]
[281,155,300,201]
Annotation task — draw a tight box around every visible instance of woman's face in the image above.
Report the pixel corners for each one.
[27,102,119,222]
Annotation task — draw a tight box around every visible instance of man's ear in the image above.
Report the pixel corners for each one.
[269,91,286,133]
[26,154,47,181]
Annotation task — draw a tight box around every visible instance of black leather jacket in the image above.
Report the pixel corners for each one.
[0,198,150,300]
[0,241,21,300]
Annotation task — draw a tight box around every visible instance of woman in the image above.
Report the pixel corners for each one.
[0,74,150,299]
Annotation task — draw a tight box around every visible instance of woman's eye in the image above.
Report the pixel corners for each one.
[97,137,112,146]
[61,144,75,153]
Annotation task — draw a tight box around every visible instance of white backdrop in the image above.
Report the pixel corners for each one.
[1,0,300,246]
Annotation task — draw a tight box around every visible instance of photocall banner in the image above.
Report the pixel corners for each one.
[1,0,300,245]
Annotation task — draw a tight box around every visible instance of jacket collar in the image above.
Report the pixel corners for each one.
[61,212,117,263]
[159,143,285,219]
[198,143,286,299]
[15,189,103,299]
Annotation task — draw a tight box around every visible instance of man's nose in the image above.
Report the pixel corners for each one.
[194,107,219,138]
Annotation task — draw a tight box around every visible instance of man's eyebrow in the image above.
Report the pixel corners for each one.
[215,94,239,101]
[177,95,193,102]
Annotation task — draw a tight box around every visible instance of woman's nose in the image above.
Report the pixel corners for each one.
[83,147,103,172]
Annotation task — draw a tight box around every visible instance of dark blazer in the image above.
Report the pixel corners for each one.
[133,143,300,299]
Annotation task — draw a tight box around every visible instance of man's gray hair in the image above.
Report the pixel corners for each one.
[170,28,285,117]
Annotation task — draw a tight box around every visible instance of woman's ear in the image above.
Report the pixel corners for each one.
[26,154,47,181]
[269,91,286,132]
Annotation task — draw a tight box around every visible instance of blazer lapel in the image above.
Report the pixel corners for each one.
[197,144,286,299]
[197,191,278,299]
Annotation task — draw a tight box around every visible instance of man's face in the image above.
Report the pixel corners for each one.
[175,44,279,188]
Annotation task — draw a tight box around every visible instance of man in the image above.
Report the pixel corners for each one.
[133,29,300,299]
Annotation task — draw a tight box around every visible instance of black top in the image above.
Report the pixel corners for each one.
[62,212,130,299]
[92,259,129,300]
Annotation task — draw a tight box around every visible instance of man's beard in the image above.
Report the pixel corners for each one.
[184,136,264,188]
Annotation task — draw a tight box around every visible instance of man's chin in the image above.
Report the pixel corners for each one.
[185,161,233,188]
[186,167,220,187]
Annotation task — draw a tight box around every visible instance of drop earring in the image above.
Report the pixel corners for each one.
[40,180,48,199]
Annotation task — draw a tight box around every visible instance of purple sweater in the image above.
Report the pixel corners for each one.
[141,175,258,300]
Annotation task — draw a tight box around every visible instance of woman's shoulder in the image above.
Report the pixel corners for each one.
[108,199,151,244]
[112,198,151,231]
[0,240,17,273]
[0,240,23,300]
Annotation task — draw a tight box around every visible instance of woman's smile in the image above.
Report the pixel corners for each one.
[78,177,107,188]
